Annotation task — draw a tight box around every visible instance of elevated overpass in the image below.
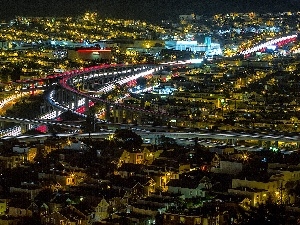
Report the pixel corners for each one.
[0,116,81,130]
[1,129,299,149]
[0,34,299,144]
[239,34,298,56]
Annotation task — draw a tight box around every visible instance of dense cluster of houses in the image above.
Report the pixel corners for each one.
[0,135,299,225]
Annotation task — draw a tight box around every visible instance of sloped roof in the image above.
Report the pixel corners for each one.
[118,163,144,173]
[110,175,153,189]
[8,198,32,209]
[167,175,210,189]
[60,205,86,221]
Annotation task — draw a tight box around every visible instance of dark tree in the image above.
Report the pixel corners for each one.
[114,129,143,150]
[159,135,177,148]
[241,202,286,225]
[60,110,81,121]
[10,64,22,81]
[136,77,147,87]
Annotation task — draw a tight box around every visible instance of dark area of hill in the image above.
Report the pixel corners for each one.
[0,0,299,23]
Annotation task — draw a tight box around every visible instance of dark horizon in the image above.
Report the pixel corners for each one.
[0,0,299,22]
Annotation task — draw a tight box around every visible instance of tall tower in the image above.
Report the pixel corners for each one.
[204,37,211,52]
[205,37,211,46]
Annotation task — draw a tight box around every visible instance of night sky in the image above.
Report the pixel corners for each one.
[0,0,299,22]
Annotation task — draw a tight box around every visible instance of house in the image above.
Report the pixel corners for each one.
[7,198,38,217]
[229,168,300,206]
[41,211,63,224]
[112,212,154,225]
[163,209,223,225]
[143,166,180,191]
[10,182,42,199]
[13,144,43,162]
[68,182,128,214]
[39,203,50,217]
[0,215,20,225]
[63,140,87,151]
[209,146,235,155]
[110,176,149,198]
[188,151,221,169]
[48,192,77,213]
[12,145,29,153]
[27,146,38,162]
[211,160,243,175]
[38,169,85,187]
[118,150,145,165]
[127,194,179,219]
[42,137,74,154]
[92,198,110,222]
[0,153,26,169]
[136,193,178,214]
[228,186,270,207]
[127,203,158,217]
[116,163,144,178]
[60,205,88,225]
[210,153,221,168]
[153,171,179,192]
[41,205,88,225]
[228,172,282,206]
[167,175,212,199]
[0,199,7,215]
[73,191,128,224]
[214,193,251,209]
[268,167,300,183]
[142,148,163,165]
[44,143,60,154]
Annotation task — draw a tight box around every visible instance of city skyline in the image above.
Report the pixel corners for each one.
[0,3,299,224]
[0,0,300,22]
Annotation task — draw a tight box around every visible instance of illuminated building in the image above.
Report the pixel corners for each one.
[165,37,222,57]
[67,47,112,61]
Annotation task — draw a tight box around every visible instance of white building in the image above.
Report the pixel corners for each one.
[165,38,221,56]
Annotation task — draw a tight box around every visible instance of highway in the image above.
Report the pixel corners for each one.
[239,34,298,56]
[1,129,299,147]
[0,34,298,146]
